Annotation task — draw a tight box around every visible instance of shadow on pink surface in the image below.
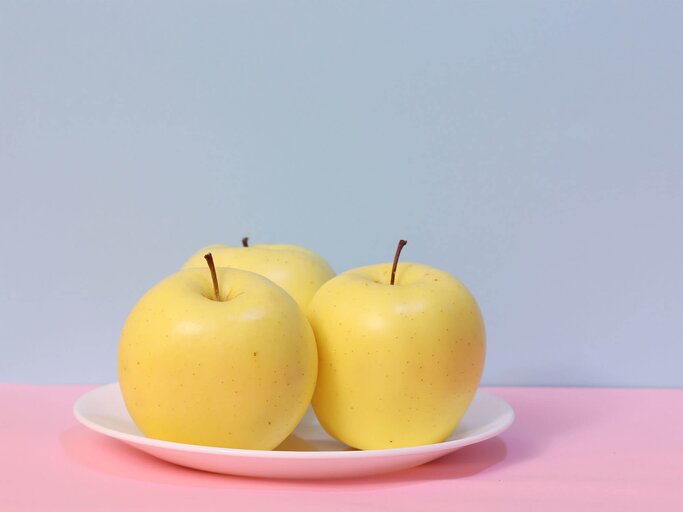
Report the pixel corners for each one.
[60,426,518,489]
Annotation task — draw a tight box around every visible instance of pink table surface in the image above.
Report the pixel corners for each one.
[1,385,682,511]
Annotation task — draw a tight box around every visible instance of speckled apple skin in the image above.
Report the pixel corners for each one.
[119,267,318,450]
[307,262,485,450]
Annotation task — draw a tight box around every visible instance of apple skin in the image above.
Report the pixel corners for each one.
[182,244,335,309]
[118,267,318,450]
[307,262,485,450]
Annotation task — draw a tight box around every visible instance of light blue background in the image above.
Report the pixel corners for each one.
[1,2,681,386]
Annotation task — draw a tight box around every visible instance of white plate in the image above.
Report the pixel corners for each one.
[73,383,514,479]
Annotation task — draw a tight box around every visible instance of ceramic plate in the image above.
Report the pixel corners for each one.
[73,383,514,479]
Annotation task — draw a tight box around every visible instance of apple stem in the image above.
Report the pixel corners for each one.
[204,253,221,301]
[242,237,249,247]
[390,240,408,285]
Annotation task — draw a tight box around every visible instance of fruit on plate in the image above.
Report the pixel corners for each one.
[118,253,318,450]
[307,240,486,449]
[182,238,335,309]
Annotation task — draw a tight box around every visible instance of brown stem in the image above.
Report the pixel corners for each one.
[242,237,249,247]
[204,253,221,301]
[390,240,408,285]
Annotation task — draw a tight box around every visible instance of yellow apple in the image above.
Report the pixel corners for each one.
[118,254,318,450]
[307,241,486,449]
[182,240,335,309]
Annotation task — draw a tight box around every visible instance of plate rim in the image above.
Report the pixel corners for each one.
[73,382,514,459]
